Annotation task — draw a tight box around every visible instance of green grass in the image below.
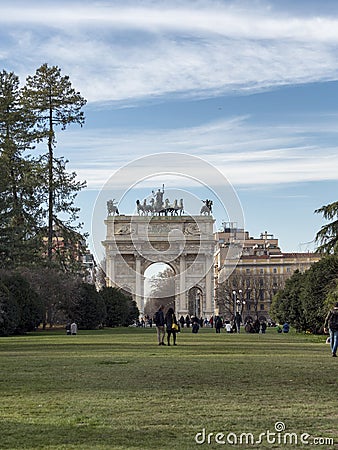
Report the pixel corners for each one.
[0,327,336,449]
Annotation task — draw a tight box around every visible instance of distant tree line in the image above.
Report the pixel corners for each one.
[271,202,338,333]
[0,271,138,336]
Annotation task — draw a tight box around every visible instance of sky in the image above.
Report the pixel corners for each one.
[1,0,338,260]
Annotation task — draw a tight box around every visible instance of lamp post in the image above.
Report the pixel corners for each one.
[232,289,243,314]
[237,298,246,318]
[232,290,237,319]
[236,290,243,311]
[237,290,246,314]
[233,289,245,333]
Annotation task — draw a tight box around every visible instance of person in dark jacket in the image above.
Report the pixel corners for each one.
[253,318,260,334]
[165,307,178,346]
[324,302,338,357]
[282,322,290,333]
[215,316,223,333]
[191,316,200,334]
[154,305,166,345]
[192,322,199,333]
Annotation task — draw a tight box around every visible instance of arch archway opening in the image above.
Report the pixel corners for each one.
[188,286,204,319]
[144,263,175,318]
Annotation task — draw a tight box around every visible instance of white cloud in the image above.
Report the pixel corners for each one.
[57,115,338,189]
[1,1,338,102]
[2,3,338,43]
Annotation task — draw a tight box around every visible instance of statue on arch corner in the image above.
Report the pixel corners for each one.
[200,199,213,215]
[107,199,119,216]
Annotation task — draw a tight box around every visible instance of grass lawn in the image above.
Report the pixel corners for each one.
[0,327,336,450]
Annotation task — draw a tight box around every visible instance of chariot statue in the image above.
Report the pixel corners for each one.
[136,185,184,216]
[152,186,165,214]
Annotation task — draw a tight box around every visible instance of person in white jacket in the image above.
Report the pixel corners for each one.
[70,321,78,335]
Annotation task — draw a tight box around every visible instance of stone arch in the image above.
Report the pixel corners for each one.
[103,215,215,317]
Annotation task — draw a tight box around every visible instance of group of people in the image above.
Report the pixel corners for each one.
[65,321,78,335]
[153,305,179,346]
[64,302,338,358]
[177,314,205,329]
[209,315,272,334]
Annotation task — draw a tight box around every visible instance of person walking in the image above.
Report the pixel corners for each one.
[165,307,178,346]
[154,305,166,346]
[235,312,243,333]
[324,302,338,357]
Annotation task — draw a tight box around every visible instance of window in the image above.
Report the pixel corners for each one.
[246,268,250,274]
[260,304,265,310]
[273,267,277,273]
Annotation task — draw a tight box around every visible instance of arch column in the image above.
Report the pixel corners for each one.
[178,254,186,314]
[135,256,144,315]
[205,255,213,316]
[106,251,115,287]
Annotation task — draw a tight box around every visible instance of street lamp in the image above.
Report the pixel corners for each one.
[232,290,237,319]
[237,299,246,314]
[236,290,243,311]
[233,289,245,333]
[233,289,243,314]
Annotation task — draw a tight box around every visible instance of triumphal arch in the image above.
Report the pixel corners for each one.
[103,191,215,317]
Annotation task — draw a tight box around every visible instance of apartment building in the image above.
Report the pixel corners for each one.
[214,223,320,322]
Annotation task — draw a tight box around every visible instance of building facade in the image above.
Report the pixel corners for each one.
[214,224,321,322]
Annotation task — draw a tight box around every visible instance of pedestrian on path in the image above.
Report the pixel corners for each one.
[324,302,338,357]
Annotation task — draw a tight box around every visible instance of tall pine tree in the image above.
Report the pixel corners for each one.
[0,70,43,267]
[22,64,87,268]
[315,201,338,254]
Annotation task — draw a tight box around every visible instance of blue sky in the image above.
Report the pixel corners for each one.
[1,0,338,257]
